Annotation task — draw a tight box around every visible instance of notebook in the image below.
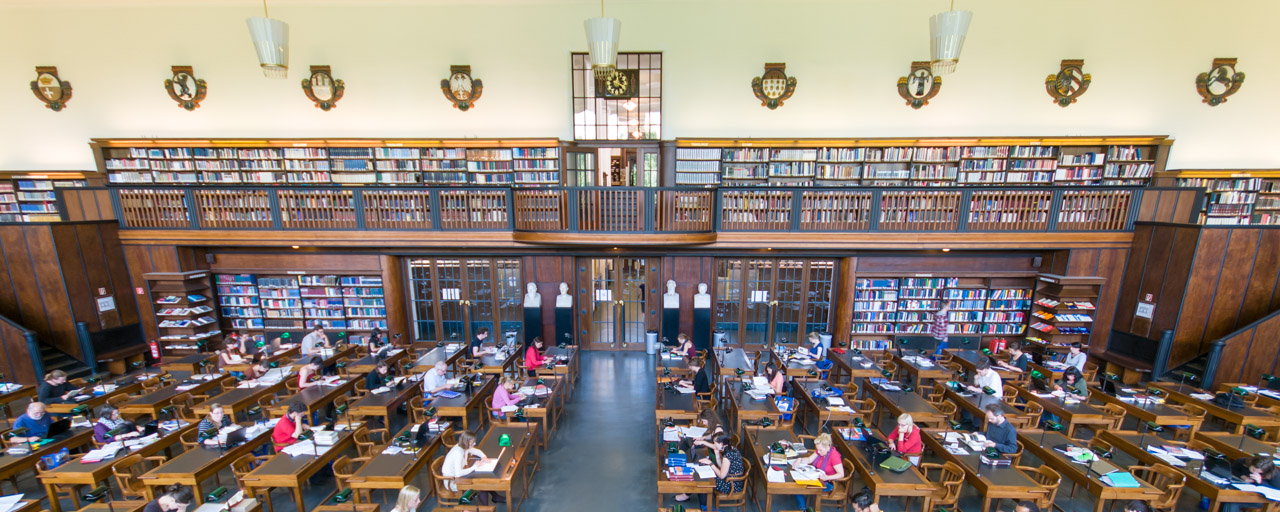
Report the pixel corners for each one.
[879,456,912,473]
[1101,471,1140,488]
[1089,458,1122,477]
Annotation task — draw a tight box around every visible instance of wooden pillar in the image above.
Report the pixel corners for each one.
[832,257,858,345]
[380,255,409,339]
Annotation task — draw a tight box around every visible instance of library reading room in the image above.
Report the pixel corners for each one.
[1,1,1279,511]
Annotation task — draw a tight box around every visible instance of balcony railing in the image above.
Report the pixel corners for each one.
[108,185,1195,234]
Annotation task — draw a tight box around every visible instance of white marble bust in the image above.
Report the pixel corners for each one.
[663,280,680,309]
[555,282,573,308]
[523,282,541,308]
[694,283,711,309]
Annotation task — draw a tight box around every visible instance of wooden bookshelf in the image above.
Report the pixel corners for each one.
[0,172,100,223]
[230,273,388,336]
[849,274,1034,342]
[215,273,265,346]
[1027,274,1104,354]
[675,136,1170,187]
[145,270,221,355]
[1154,170,1280,226]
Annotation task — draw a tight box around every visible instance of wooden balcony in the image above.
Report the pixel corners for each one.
[104,185,1200,249]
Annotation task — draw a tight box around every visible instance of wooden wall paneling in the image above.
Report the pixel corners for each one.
[51,224,100,331]
[1215,328,1253,385]
[1172,190,1199,224]
[1240,315,1280,386]
[646,257,662,335]
[1239,229,1280,326]
[1039,250,1070,275]
[23,226,78,356]
[1170,229,1229,368]
[96,224,140,326]
[525,256,573,345]
[62,192,84,222]
[662,256,713,340]
[1113,225,1153,332]
[1149,227,1198,338]
[379,255,409,339]
[0,319,37,385]
[1131,226,1179,338]
[1200,230,1261,352]
[1089,248,1129,353]
[123,244,159,342]
[71,224,123,329]
[0,228,22,324]
[1153,191,1179,224]
[0,226,52,343]
[831,257,858,346]
[1065,250,1099,276]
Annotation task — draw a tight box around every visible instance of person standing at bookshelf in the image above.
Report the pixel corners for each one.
[301,325,329,356]
[931,304,950,355]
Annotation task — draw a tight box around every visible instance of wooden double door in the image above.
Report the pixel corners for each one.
[577,256,657,351]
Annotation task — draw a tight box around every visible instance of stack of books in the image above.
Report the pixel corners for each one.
[979,454,1011,466]
[665,466,696,481]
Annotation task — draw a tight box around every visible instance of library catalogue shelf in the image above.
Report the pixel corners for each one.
[1154,170,1280,226]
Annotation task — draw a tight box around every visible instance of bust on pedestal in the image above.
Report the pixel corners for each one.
[523,283,543,345]
[661,280,680,346]
[554,282,574,345]
[555,282,573,308]
[692,283,712,350]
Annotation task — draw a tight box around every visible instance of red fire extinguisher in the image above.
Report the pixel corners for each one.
[149,340,162,362]
[988,338,1007,354]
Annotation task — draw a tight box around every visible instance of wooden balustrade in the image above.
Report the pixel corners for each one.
[195,189,272,229]
[117,189,190,228]
[439,189,508,229]
[800,190,872,231]
[575,188,645,232]
[513,189,567,231]
[656,189,713,232]
[278,190,357,229]
[720,190,793,231]
[1057,189,1133,231]
[967,190,1052,231]
[364,190,433,229]
[879,190,961,231]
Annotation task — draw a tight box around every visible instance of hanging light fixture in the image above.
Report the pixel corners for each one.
[246,0,289,79]
[584,0,621,78]
[929,0,973,75]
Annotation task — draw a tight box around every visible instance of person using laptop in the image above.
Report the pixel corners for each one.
[93,404,142,443]
[143,484,194,512]
[272,401,310,447]
[469,327,490,359]
[12,402,53,442]
[300,325,330,356]
[441,431,502,505]
[421,361,451,397]
[37,370,76,405]
[982,404,1018,455]
[888,413,923,465]
[794,433,844,509]
[1219,456,1280,512]
[298,357,323,389]
[524,337,547,378]
[364,328,387,358]
[678,358,712,395]
[197,404,233,446]
[996,342,1030,373]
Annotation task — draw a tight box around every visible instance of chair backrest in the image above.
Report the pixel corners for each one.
[842,381,860,398]
[332,455,364,485]
[179,428,199,450]
[107,394,131,408]
[1002,385,1019,403]
[353,379,368,396]
[230,454,257,480]
[1031,465,1062,507]
[110,454,148,497]
[1011,441,1025,464]
[721,459,750,499]
[936,401,957,418]
[926,461,966,506]
[408,396,425,424]
[284,377,300,392]
[430,456,460,505]
[1133,463,1186,509]
[1101,403,1127,429]
[1088,437,1113,456]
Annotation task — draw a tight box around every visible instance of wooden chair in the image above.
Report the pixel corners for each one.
[841,381,860,399]
[1002,385,1020,405]
[1014,402,1044,429]
[921,461,965,512]
[430,456,463,506]
[1016,464,1061,511]
[925,382,948,405]
[352,379,369,397]
[935,402,958,425]
[814,459,856,512]
[712,459,751,512]
[1168,403,1207,442]
[1010,441,1025,465]
[483,396,509,429]
[881,361,899,379]
[407,396,426,424]
[849,398,877,425]
[1130,464,1186,512]
[106,394,131,409]
[352,426,384,458]
[231,454,275,512]
[440,427,458,450]
[179,428,200,450]
[1083,362,1099,383]
[284,377,301,393]
[220,379,240,393]
[332,455,371,504]
[1099,403,1127,431]
[110,454,167,501]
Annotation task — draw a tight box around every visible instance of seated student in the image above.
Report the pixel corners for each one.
[1012,501,1041,512]
[677,407,725,469]
[695,432,745,510]
[272,401,310,446]
[364,328,387,357]
[1063,342,1088,372]
[37,370,76,405]
[144,484,194,512]
[366,361,393,390]
[851,488,882,512]
[675,333,695,360]
[795,433,845,510]
[996,342,1030,373]
[763,361,786,395]
[197,404,233,446]
[524,337,547,378]
[297,357,323,388]
[388,485,421,512]
[242,354,270,384]
[421,361,451,397]
[469,327,490,359]
[301,325,330,356]
[678,358,712,395]
[490,377,526,420]
[217,346,246,377]
[801,331,826,361]
[441,431,504,504]
[1124,501,1152,512]
[962,361,1004,426]
[1221,456,1280,512]
[888,413,923,465]
[982,404,1018,455]
[93,405,142,443]
[1054,366,1089,398]
[12,402,53,442]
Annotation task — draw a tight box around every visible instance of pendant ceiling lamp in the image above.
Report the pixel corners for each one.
[929,0,973,75]
[246,0,289,79]
[584,0,621,78]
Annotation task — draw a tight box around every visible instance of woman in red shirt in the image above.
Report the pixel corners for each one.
[888,413,923,465]
[524,337,547,378]
[273,402,310,446]
[796,433,844,510]
[297,357,322,388]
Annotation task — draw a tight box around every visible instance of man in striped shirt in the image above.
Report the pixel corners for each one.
[931,304,950,355]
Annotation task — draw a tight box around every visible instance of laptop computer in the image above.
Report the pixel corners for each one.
[413,422,433,448]
[1099,378,1120,396]
[223,427,247,447]
[46,418,71,438]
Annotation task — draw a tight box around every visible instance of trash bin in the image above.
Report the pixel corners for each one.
[713,330,727,348]
[646,330,659,355]
[818,332,832,351]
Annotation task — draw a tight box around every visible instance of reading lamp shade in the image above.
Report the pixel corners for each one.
[584,16,621,78]
[246,16,290,79]
[929,9,973,75]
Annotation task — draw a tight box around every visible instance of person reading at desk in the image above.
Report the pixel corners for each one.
[366,361,393,390]
[795,433,844,510]
[490,377,526,421]
[888,413,923,465]
[94,404,142,443]
[982,404,1018,455]
[470,327,490,359]
[421,361,451,397]
[694,432,744,510]
[962,361,1004,427]
[217,345,246,378]
[301,325,330,356]
[1054,366,1088,398]
[764,361,786,395]
[12,402,52,442]
[197,404,233,446]
[996,342,1030,373]
[143,484,194,512]
[801,331,826,361]
[442,431,503,504]
[524,337,547,378]
[1063,342,1087,372]
[365,327,388,358]
[37,370,76,405]
[678,358,712,395]
[1220,456,1280,512]
[676,333,695,360]
[242,354,270,384]
[272,401,310,446]
[298,357,323,389]
[673,408,724,503]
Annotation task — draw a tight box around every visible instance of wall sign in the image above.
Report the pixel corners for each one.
[751,63,796,110]
[1046,59,1090,107]
[1195,58,1244,106]
[302,65,345,111]
[1135,301,1155,319]
[97,295,116,313]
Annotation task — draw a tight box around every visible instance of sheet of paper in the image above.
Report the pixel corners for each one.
[766,467,785,483]
[1233,484,1280,501]
[752,376,770,389]
[826,397,846,406]
[662,428,680,442]
[1191,393,1215,401]
[380,446,404,455]
[281,441,317,456]
[1150,451,1186,467]
[0,494,23,512]
[675,386,696,394]
[682,426,707,438]
[472,458,499,473]
[946,445,970,456]
[828,406,855,414]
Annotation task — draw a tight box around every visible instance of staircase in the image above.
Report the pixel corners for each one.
[39,343,92,381]
[1158,353,1208,387]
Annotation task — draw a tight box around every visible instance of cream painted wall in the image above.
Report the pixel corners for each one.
[1,0,1277,171]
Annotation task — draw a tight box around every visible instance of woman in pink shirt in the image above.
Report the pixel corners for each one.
[524,337,547,378]
[796,433,845,509]
[491,377,526,420]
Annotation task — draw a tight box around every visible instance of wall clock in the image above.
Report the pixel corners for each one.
[594,69,638,99]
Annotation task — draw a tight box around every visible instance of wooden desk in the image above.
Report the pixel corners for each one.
[6,500,38,512]
[240,431,355,512]
[160,353,217,374]
[73,501,148,512]
[1150,382,1280,435]
[1027,361,1068,382]
[0,385,36,418]
[793,378,863,434]
[1019,431,1164,512]
[1195,432,1279,460]
[771,349,822,377]
[947,350,1017,380]
[347,348,408,375]
[349,379,420,428]
[430,375,494,432]
[411,345,464,372]
[943,388,1020,431]
[138,425,274,502]
[286,345,358,370]
[832,426,938,510]
[1103,430,1271,512]
[1218,383,1280,410]
[193,377,291,418]
[826,351,885,383]
[517,376,562,445]
[542,345,579,397]
[713,348,754,376]
[39,423,196,512]
[476,346,519,378]
[892,353,951,385]
[656,424,714,503]
[921,428,1043,512]
[1015,387,1108,437]
[743,427,820,512]
[313,506,380,512]
[655,386,700,422]
[724,380,780,435]
[1089,387,1195,427]
[119,375,228,418]
[224,347,298,373]
[0,428,94,508]
[863,383,947,429]
[347,425,440,502]
[48,380,146,415]
[453,423,539,512]
[270,377,357,419]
